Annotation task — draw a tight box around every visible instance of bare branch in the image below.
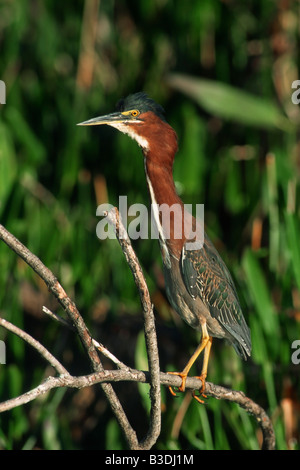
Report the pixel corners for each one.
[0,222,275,450]
[105,207,161,449]
[0,370,142,413]
[203,382,276,450]
[0,223,140,450]
[0,364,275,450]
[0,316,69,375]
[0,224,100,370]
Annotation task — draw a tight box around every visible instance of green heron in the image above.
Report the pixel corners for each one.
[78,92,251,401]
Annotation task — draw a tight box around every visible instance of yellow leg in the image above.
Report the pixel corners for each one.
[168,322,212,399]
[192,335,213,403]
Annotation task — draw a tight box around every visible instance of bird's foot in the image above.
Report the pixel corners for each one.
[167,371,187,397]
[192,374,207,404]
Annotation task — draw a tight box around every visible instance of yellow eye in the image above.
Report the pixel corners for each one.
[131,110,139,117]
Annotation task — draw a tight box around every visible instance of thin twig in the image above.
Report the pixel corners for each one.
[0,316,69,376]
[42,306,128,370]
[105,207,161,449]
[42,306,74,330]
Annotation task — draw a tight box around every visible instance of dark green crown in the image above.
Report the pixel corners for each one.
[116,92,166,122]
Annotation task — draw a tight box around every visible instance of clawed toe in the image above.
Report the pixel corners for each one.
[167,371,208,404]
[167,371,187,397]
[191,374,207,403]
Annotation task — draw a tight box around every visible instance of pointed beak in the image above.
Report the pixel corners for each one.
[77,111,131,127]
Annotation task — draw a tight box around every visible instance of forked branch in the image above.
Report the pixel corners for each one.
[0,217,275,450]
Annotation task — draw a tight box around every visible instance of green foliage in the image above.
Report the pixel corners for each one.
[0,0,299,450]
[167,73,291,130]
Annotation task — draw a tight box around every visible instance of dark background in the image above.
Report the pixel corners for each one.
[0,0,299,450]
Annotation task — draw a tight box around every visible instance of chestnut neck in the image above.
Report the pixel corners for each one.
[139,113,188,258]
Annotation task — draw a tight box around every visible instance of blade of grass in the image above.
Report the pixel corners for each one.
[285,212,300,292]
[266,154,280,274]
[242,249,279,340]
[167,73,291,131]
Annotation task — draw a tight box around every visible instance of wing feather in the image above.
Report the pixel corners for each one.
[181,234,251,359]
